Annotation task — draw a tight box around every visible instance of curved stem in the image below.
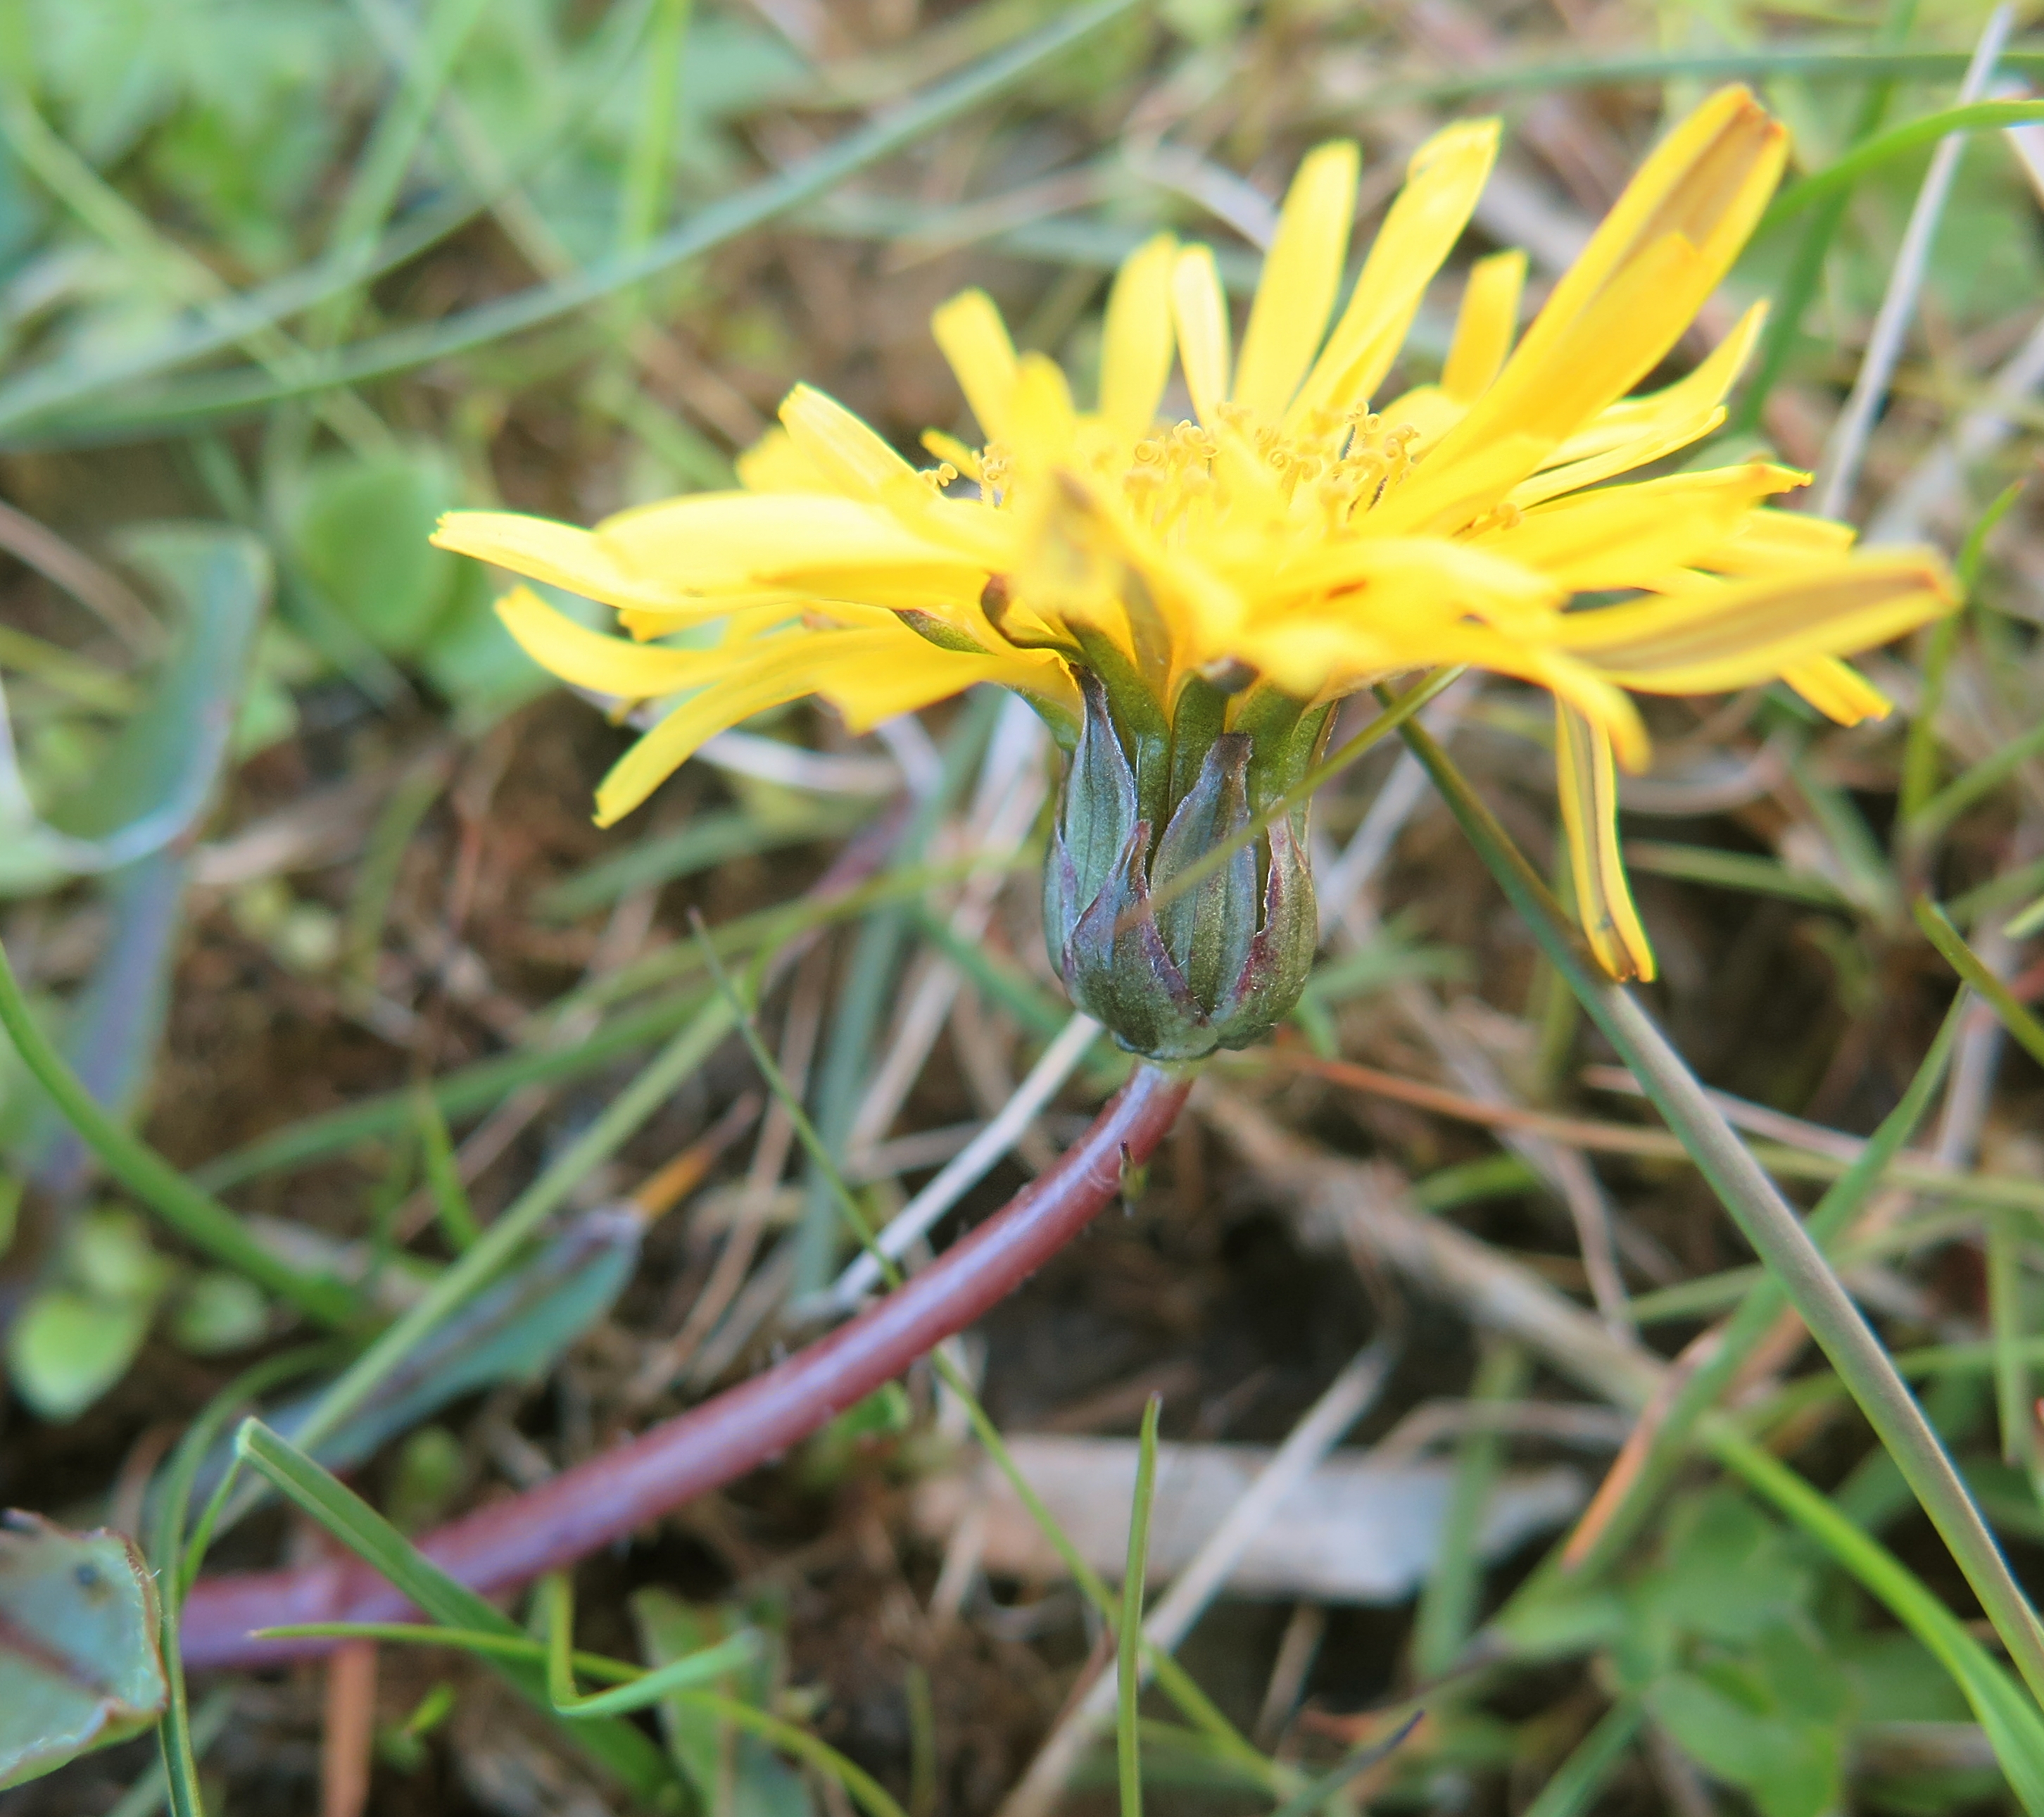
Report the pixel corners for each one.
[178,1063,1190,1670]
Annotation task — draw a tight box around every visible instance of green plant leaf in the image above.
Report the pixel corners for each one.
[286,446,462,658]
[8,1287,153,1422]
[1646,1669,1841,1817]
[6,1207,176,1420]
[168,1271,270,1355]
[0,524,267,894]
[630,1590,814,1817]
[0,1513,166,1789]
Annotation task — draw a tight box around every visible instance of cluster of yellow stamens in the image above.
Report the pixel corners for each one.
[924,403,1431,550]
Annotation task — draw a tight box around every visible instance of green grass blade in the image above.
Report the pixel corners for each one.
[290,994,737,1456]
[557,855,1033,1021]
[321,0,496,288]
[232,1420,673,1801]
[1620,841,1847,910]
[537,807,841,921]
[254,1621,663,1680]
[1916,900,2044,1069]
[257,1616,904,1817]
[1520,1701,1644,1817]
[715,929,1281,1790]
[0,937,358,1326]
[1400,719,2044,1704]
[553,1637,759,1718]
[0,80,389,453]
[1260,1714,1422,1817]
[1988,1208,2033,1474]
[1119,1395,1162,1817]
[1710,1427,2044,1816]
[664,1691,910,1817]
[1900,479,2024,829]
[10,0,1147,439]
[413,1087,480,1254]
[1726,0,1917,438]
[191,985,714,1190]
[1898,615,1964,829]
[937,1363,1282,1788]
[1764,99,2044,225]
[616,0,694,256]
[1905,720,2044,848]
[1412,1343,1526,1680]
[0,0,658,435]
[540,1573,757,1718]
[234,1420,536,1636]
[147,1347,334,1817]
[1344,43,2038,111]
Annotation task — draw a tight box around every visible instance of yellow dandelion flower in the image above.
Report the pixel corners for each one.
[434,86,1956,1057]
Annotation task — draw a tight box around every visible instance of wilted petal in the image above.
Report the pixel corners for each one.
[1554,700,1655,983]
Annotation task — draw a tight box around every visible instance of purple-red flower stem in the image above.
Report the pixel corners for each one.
[178,1064,1189,1670]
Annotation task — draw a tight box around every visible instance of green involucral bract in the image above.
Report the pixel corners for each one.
[1045,670,1320,1062]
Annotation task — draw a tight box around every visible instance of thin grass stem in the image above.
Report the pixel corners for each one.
[1118,1395,1162,1817]
[1399,718,2044,1705]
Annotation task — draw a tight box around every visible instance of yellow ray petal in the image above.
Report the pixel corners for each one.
[614,598,820,641]
[1693,505,1855,577]
[1382,239,1733,535]
[496,585,710,697]
[1502,402,1729,516]
[1099,232,1178,439]
[736,426,827,492]
[1556,553,1957,694]
[816,641,1068,729]
[1263,534,1562,622]
[1508,88,1784,385]
[591,629,913,822]
[1233,140,1361,420]
[1524,301,1767,486]
[597,491,965,589]
[1363,427,1557,540]
[778,383,917,496]
[1170,244,1232,425]
[932,289,1019,441]
[1368,380,1466,447]
[593,624,1066,824]
[1441,249,1526,402]
[1422,94,1785,504]
[1781,656,1892,725]
[434,511,692,612]
[1006,352,1080,463]
[595,658,824,825]
[1555,700,1655,981]
[1475,462,1804,591]
[1231,610,1646,765]
[1468,237,1704,446]
[1287,118,1499,427]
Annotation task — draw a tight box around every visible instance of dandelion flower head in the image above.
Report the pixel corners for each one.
[435,87,1955,996]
